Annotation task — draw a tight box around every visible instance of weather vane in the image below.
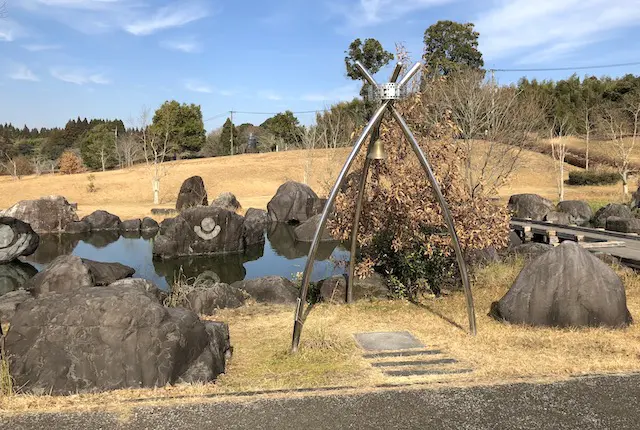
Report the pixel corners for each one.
[291,60,477,353]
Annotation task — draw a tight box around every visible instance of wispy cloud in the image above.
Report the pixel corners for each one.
[0,20,27,42]
[476,0,640,62]
[161,38,202,53]
[258,90,283,101]
[331,0,453,27]
[22,44,63,52]
[8,64,40,82]
[124,2,209,36]
[50,67,110,85]
[185,80,212,93]
[300,84,359,102]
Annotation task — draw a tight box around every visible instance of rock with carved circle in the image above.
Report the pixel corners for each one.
[0,217,40,264]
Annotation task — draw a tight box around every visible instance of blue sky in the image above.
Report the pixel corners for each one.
[1,0,640,131]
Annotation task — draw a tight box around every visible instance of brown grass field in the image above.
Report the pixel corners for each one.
[0,145,634,220]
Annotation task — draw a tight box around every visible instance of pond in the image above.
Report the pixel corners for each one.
[4,223,349,293]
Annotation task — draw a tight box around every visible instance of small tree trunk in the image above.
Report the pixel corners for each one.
[101,148,106,172]
[585,126,590,171]
[152,177,160,204]
[559,157,565,201]
[623,172,629,195]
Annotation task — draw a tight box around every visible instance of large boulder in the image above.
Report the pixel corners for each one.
[141,217,160,232]
[211,192,241,213]
[184,283,247,316]
[319,274,388,304]
[24,255,93,297]
[81,210,121,231]
[0,261,38,296]
[244,208,269,229]
[120,219,142,232]
[593,204,633,228]
[294,214,336,242]
[64,220,91,234]
[231,276,298,304]
[108,278,165,302]
[152,206,264,259]
[605,217,640,234]
[267,181,323,224]
[0,196,78,233]
[544,211,571,225]
[5,284,231,394]
[0,217,39,263]
[492,242,632,328]
[556,201,593,226]
[0,289,31,325]
[507,194,555,221]
[81,259,135,286]
[176,176,208,211]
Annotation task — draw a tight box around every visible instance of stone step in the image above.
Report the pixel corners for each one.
[371,358,457,368]
[363,349,443,359]
[384,368,473,377]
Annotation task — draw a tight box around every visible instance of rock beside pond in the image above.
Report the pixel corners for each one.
[176,176,208,211]
[185,283,247,315]
[544,211,571,225]
[64,220,91,234]
[108,278,166,302]
[556,200,593,226]
[244,208,269,229]
[0,217,39,263]
[0,289,31,324]
[25,255,93,297]
[81,259,135,286]
[152,206,264,259]
[319,273,388,304]
[231,276,298,304]
[82,210,122,231]
[5,284,230,394]
[507,194,554,221]
[492,242,632,328]
[211,192,241,212]
[294,214,336,242]
[0,261,37,296]
[141,217,159,232]
[0,196,79,233]
[120,219,142,232]
[267,181,322,224]
[605,217,640,234]
[593,204,632,228]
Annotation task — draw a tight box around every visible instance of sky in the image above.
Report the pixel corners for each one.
[1,0,640,131]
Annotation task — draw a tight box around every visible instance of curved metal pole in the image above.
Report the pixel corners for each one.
[291,101,391,353]
[389,106,477,336]
[347,156,372,304]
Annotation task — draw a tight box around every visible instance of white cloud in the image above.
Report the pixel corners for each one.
[22,44,63,51]
[258,90,283,101]
[476,0,640,62]
[8,65,40,82]
[301,84,359,102]
[332,0,453,27]
[185,80,212,93]
[161,39,202,53]
[0,20,27,42]
[51,68,111,85]
[124,3,209,36]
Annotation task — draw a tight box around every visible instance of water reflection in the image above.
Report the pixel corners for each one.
[3,223,349,295]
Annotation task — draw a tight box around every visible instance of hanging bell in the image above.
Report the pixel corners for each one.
[367,139,387,160]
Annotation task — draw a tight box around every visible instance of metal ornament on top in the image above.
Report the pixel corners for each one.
[290,60,477,353]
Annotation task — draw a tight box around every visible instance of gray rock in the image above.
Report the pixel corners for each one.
[508,242,553,260]
[108,278,166,302]
[82,210,121,231]
[0,196,78,233]
[152,206,264,259]
[176,176,208,211]
[231,276,298,304]
[0,261,37,296]
[465,246,501,267]
[606,217,640,234]
[5,285,230,394]
[141,217,159,232]
[544,211,572,225]
[0,289,31,324]
[24,255,93,297]
[194,271,222,285]
[81,259,135,286]
[267,181,322,224]
[64,220,91,234]
[244,208,269,230]
[211,192,241,212]
[556,200,593,226]
[294,214,336,242]
[120,219,142,232]
[185,283,247,315]
[492,242,632,328]
[508,231,523,248]
[0,217,39,263]
[319,274,388,304]
[593,204,633,228]
[507,194,555,221]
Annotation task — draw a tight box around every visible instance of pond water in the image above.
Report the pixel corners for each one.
[15,223,349,292]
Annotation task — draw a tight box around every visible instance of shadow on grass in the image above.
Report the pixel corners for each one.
[409,300,466,332]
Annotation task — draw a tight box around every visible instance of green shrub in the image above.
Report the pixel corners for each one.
[567,171,620,186]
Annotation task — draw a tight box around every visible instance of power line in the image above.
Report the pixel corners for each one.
[491,61,640,73]
[204,109,329,123]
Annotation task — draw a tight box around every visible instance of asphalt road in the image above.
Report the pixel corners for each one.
[3,374,640,430]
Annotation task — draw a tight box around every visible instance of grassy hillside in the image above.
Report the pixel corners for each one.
[0,146,632,220]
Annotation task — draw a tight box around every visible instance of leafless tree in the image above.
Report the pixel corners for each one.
[135,107,173,204]
[424,69,546,199]
[118,133,142,168]
[582,104,596,171]
[0,151,18,180]
[599,103,636,196]
[550,116,572,201]
[299,125,319,185]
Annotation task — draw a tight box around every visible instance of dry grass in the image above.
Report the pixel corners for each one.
[3,258,640,414]
[540,136,640,165]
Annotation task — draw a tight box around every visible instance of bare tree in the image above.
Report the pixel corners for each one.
[550,116,572,201]
[118,133,142,168]
[600,103,635,195]
[582,104,596,171]
[299,125,319,185]
[135,107,173,204]
[425,69,545,198]
[0,151,18,180]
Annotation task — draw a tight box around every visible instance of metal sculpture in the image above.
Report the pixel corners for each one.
[291,61,477,353]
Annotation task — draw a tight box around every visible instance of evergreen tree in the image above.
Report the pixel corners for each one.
[423,20,484,79]
[218,118,238,156]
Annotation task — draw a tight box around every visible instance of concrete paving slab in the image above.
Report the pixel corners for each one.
[354,331,424,351]
[371,358,457,367]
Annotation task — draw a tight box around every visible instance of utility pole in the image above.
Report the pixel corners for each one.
[114,125,120,168]
[490,69,496,132]
[230,110,234,156]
